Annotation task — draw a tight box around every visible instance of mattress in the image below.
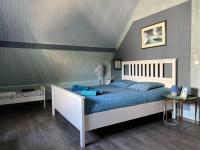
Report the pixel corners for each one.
[73,85,170,115]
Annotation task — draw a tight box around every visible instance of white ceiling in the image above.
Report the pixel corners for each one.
[0,0,139,48]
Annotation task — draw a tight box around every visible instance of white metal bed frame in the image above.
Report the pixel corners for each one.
[51,58,177,147]
[0,84,46,108]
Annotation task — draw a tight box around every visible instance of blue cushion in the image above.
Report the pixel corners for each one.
[71,85,89,91]
[110,80,136,87]
[127,82,165,91]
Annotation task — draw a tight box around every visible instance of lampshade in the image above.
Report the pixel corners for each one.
[170,85,179,96]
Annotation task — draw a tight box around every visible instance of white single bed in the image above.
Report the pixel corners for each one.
[51,58,177,147]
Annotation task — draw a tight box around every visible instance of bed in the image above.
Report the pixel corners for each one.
[51,58,177,147]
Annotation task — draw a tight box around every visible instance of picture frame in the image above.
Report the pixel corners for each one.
[113,59,122,70]
[141,21,166,49]
[180,87,189,99]
[105,79,111,85]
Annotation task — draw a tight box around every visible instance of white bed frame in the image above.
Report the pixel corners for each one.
[51,58,177,147]
[0,84,46,108]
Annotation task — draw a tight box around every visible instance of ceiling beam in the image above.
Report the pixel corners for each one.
[0,41,116,52]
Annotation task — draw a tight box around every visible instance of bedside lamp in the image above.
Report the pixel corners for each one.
[170,85,179,96]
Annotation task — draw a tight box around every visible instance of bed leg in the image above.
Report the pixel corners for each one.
[52,107,55,116]
[80,130,85,148]
[51,86,55,116]
[51,98,55,116]
[80,98,85,148]
[51,97,55,116]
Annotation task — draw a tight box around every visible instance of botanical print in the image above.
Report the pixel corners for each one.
[141,21,166,48]
[144,27,162,44]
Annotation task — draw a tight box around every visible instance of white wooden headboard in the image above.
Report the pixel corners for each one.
[122,58,177,88]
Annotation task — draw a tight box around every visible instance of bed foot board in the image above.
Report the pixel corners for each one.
[51,85,86,147]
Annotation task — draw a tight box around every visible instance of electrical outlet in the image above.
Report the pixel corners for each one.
[194,60,200,65]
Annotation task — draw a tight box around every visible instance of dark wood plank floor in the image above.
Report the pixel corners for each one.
[0,101,200,150]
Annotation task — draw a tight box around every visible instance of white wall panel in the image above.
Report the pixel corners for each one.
[0,47,114,86]
[0,0,138,48]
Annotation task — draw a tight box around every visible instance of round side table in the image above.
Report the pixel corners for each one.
[163,94,198,129]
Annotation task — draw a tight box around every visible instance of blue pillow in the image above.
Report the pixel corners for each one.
[71,85,89,91]
[110,80,136,87]
[128,82,165,91]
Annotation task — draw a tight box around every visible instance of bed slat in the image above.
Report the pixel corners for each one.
[122,59,177,88]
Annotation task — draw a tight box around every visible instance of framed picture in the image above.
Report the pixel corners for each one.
[180,87,189,99]
[106,79,111,85]
[141,21,166,49]
[113,59,122,70]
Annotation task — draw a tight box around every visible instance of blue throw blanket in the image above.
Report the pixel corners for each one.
[81,90,101,96]
[71,85,102,96]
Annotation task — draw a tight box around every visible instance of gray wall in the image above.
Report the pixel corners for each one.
[112,1,191,86]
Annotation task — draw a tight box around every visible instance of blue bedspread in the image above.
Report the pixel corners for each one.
[72,85,170,115]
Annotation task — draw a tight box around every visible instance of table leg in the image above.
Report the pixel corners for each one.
[199,100,200,125]
[179,103,181,120]
[163,101,166,121]
[180,102,183,129]
[175,103,177,119]
[178,103,181,126]
[195,101,197,123]
[166,101,168,121]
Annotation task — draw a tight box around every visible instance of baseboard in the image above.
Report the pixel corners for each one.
[183,117,200,124]
[172,114,199,124]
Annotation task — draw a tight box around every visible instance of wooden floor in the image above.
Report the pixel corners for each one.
[0,101,200,150]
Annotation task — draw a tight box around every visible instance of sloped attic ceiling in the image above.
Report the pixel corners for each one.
[0,0,139,48]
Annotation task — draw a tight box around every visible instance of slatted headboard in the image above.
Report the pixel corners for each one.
[122,58,177,88]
